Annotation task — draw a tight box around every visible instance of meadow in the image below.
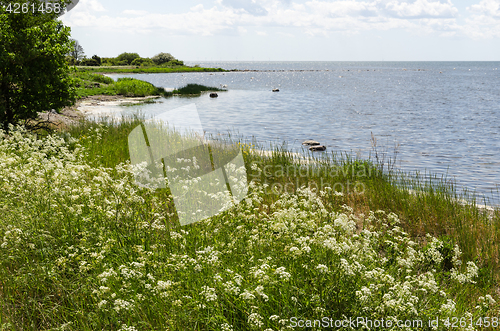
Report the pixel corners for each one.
[0,118,499,330]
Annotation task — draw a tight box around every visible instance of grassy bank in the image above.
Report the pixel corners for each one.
[75,66,226,74]
[72,72,223,99]
[0,120,499,330]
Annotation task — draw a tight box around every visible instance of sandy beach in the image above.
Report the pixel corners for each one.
[38,95,161,127]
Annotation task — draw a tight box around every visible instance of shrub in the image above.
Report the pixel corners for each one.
[131,57,154,67]
[91,55,101,65]
[164,59,184,67]
[151,52,176,65]
[172,83,221,95]
[80,58,100,66]
[116,52,141,65]
[66,55,77,65]
[114,77,159,97]
[101,57,118,66]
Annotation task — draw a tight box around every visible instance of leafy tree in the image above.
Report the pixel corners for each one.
[151,52,176,65]
[116,52,140,65]
[131,57,154,66]
[91,54,101,65]
[69,38,85,62]
[0,1,75,131]
[80,58,100,66]
[167,59,184,66]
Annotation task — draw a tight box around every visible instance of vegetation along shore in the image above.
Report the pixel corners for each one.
[1,116,499,329]
[1,9,499,330]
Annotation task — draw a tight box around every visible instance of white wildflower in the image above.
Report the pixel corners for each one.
[114,299,134,312]
[275,266,291,281]
[248,313,264,328]
[200,286,217,301]
[316,264,329,273]
[240,290,256,300]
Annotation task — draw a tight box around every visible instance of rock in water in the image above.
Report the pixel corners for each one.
[210,93,218,98]
[302,140,320,146]
[309,145,326,151]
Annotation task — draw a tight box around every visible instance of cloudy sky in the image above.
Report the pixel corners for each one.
[61,0,500,61]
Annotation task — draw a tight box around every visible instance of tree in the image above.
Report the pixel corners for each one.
[91,55,101,65]
[131,57,154,67]
[69,39,85,62]
[116,52,140,65]
[151,52,176,65]
[0,1,75,131]
[80,58,100,66]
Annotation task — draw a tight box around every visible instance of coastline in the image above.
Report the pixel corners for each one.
[75,66,226,74]
[38,94,161,127]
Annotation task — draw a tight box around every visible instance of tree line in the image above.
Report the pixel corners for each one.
[67,40,184,67]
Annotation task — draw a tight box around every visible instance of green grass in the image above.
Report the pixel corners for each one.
[0,120,499,330]
[172,83,223,95]
[71,72,223,99]
[114,78,162,97]
[72,71,165,98]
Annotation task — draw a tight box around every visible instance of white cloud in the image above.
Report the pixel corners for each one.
[61,0,500,39]
[220,0,268,16]
[384,0,458,18]
[77,0,105,12]
[468,0,500,17]
[464,0,500,38]
[122,10,148,16]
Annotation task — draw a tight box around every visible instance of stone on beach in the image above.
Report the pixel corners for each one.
[302,140,320,146]
[309,145,326,151]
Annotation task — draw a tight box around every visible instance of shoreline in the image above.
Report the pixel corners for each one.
[75,66,226,74]
[38,94,161,127]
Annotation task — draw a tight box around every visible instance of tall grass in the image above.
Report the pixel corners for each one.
[63,119,500,284]
[0,120,499,330]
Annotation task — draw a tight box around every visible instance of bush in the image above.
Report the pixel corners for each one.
[131,57,154,67]
[151,52,176,65]
[101,57,118,66]
[91,55,101,65]
[116,52,141,65]
[172,83,221,95]
[114,77,159,97]
[164,59,184,67]
[80,58,100,66]
[66,55,78,65]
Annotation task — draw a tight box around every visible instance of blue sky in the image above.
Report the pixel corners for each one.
[61,0,500,61]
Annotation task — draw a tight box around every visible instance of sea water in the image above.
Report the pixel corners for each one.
[105,61,500,202]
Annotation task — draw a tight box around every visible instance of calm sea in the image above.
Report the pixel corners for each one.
[106,61,500,202]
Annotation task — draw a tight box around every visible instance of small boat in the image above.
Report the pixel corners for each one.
[272,88,279,92]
